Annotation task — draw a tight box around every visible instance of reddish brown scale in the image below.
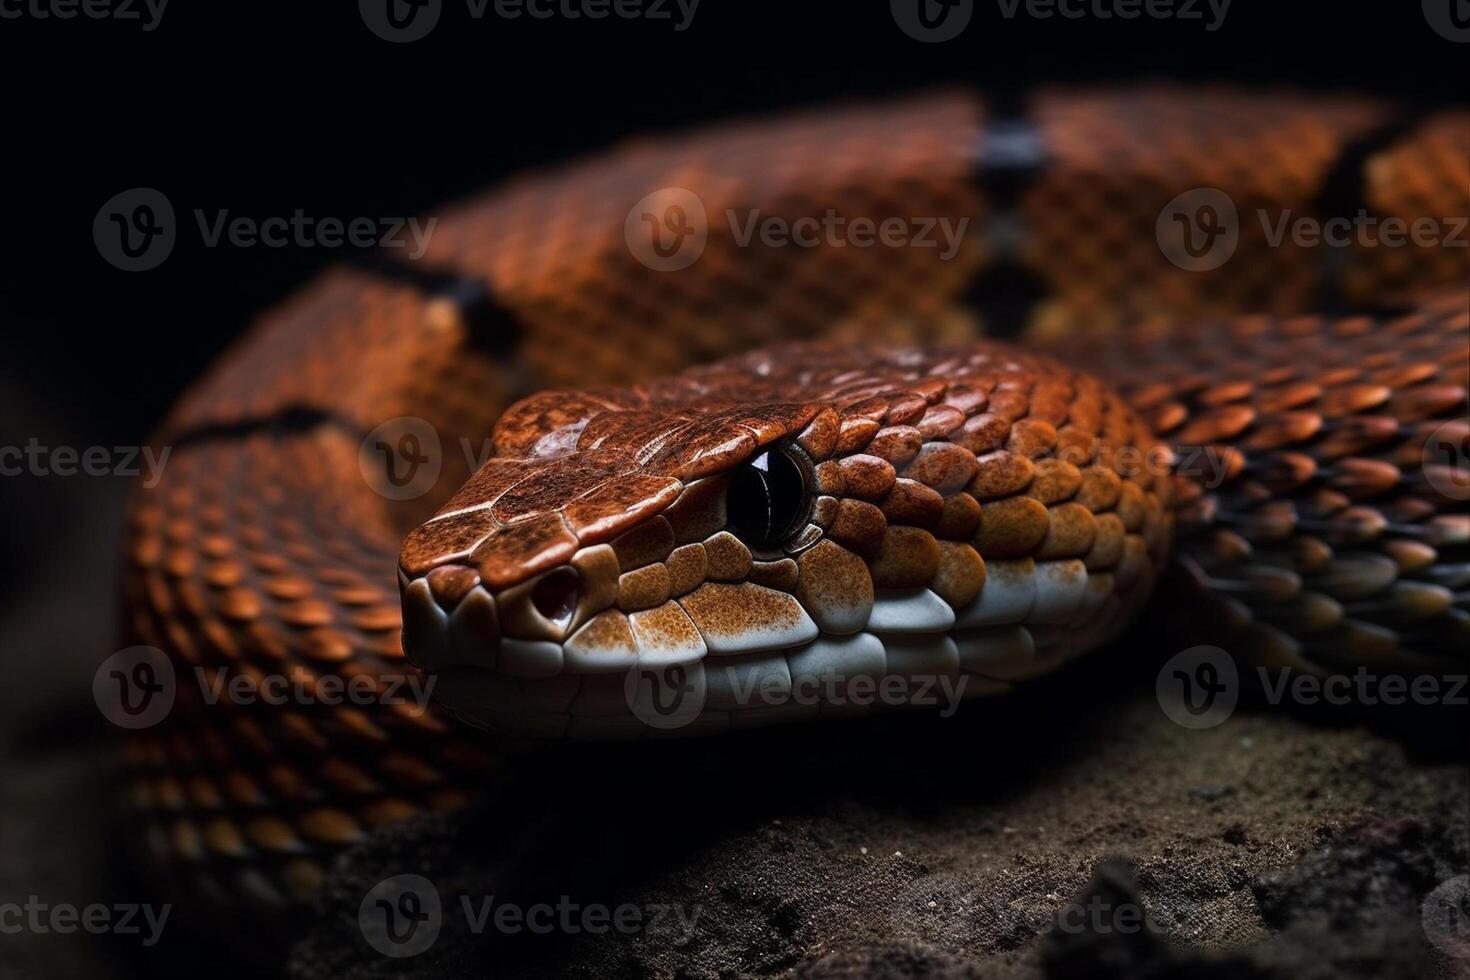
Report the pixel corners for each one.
[1054,292,1469,673]
[116,90,1469,933]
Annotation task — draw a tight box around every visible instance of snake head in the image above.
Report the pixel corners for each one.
[397,342,1174,738]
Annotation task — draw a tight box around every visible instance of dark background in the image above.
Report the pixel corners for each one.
[1,1,1462,448]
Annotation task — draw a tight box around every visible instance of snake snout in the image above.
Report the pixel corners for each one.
[400,543,624,682]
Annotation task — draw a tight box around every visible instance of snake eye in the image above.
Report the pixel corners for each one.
[727,443,812,551]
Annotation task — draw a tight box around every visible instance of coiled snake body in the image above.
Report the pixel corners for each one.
[118,88,1469,926]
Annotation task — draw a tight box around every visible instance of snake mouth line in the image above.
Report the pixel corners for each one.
[412,557,1126,740]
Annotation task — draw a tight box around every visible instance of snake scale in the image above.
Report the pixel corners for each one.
[117,87,1469,934]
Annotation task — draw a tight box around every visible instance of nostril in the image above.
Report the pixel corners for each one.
[531,567,581,627]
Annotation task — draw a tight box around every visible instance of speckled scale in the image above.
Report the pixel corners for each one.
[1057,294,1470,672]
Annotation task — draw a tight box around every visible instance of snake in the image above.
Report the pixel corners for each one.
[116,87,1469,937]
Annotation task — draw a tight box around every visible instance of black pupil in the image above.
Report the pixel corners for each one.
[728,446,809,549]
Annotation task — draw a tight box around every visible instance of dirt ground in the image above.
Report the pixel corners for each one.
[279,642,1468,979]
